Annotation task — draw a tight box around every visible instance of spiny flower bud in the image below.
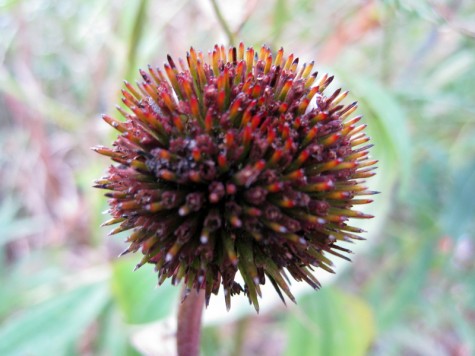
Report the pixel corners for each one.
[94,43,377,311]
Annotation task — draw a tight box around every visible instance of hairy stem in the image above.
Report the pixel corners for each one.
[177,287,206,356]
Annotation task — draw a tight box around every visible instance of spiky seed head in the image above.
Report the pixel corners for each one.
[94,43,377,311]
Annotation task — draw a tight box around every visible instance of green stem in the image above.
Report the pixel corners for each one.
[177,287,206,356]
[125,0,149,82]
[209,0,236,46]
[231,316,249,356]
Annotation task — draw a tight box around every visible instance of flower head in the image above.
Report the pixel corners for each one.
[94,43,377,311]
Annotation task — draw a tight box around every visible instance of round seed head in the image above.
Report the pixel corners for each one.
[94,43,377,311]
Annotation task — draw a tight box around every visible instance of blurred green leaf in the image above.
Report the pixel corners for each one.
[285,288,375,356]
[76,160,110,243]
[336,73,411,195]
[441,161,475,238]
[201,325,223,356]
[0,253,66,319]
[426,49,474,91]
[271,0,289,44]
[375,237,435,329]
[110,257,179,324]
[0,196,43,246]
[0,282,110,356]
[96,304,132,356]
[0,0,20,10]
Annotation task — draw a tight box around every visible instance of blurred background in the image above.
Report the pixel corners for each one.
[1,0,474,355]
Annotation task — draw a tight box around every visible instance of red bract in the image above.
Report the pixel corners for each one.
[94,43,377,311]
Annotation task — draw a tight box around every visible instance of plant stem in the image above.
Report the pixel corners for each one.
[209,0,235,46]
[125,0,149,82]
[177,287,206,356]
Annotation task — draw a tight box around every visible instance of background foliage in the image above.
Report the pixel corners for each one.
[0,0,474,355]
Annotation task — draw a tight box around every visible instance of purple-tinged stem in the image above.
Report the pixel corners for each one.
[177,287,206,356]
